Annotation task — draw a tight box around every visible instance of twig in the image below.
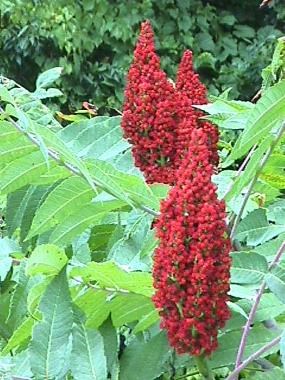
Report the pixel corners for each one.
[177,366,265,380]
[260,0,273,8]
[251,89,262,103]
[227,336,281,380]
[268,242,285,271]
[230,122,285,239]
[234,283,266,371]
[233,242,285,375]
[141,204,159,217]
[72,276,131,295]
[0,105,159,218]
[169,351,176,379]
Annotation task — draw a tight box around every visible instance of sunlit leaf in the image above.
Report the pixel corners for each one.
[25,244,68,277]
[119,332,171,380]
[71,317,107,380]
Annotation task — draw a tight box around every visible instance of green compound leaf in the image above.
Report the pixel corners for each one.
[71,260,153,297]
[36,67,63,89]
[99,318,119,377]
[111,294,155,327]
[87,159,160,210]
[0,151,54,195]
[25,244,68,277]
[225,137,272,201]
[247,368,285,380]
[280,329,285,371]
[238,293,285,322]
[133,309,160,334]
[29,268,73,380]
[235,208,285,246]
[6,185,51,239]
[33,123,98,192]
[231,251,268,284]
[0,135,35,164]
[229,80,285,160]
[27,176,94,239]
[48,200,124,247]
[0,237,19,280]
[210,325,280,368]
[75,289,110,329]
[266,263,285,304]
[59,116,128,161]
[71,320,107,380]
[119,332,171,380]
[1,317,35,355]
[7,262,31,331]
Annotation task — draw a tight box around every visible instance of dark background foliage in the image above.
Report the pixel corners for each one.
[0,0,283,112]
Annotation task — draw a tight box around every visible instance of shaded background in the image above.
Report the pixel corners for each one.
[0,0,284,112]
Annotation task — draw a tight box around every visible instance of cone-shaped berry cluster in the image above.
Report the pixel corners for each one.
[176,50,219,166]
[152,128,231,356]
[122,22,219,184]
[176,50,208,104]
[121,21,177,184]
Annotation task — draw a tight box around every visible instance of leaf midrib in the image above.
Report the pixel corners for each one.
[243,86,285,142]
[83,326,98,380]
[51,211,106,245]
[45,281,62,379]
[0,159,47,192]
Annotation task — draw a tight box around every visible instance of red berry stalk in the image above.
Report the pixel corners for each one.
[153,128,231,356]
[176,50,219,166]
[121,21,177,184]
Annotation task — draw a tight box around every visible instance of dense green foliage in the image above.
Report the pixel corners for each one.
[0,2,285,379]
[0,0,284,111]
[0,38,284,378]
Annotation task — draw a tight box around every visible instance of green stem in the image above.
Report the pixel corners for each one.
[195,355,214,380]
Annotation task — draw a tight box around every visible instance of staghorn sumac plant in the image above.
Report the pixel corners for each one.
[0,25,284,380]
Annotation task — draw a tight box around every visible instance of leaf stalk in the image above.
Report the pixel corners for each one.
[195,355,214,380]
